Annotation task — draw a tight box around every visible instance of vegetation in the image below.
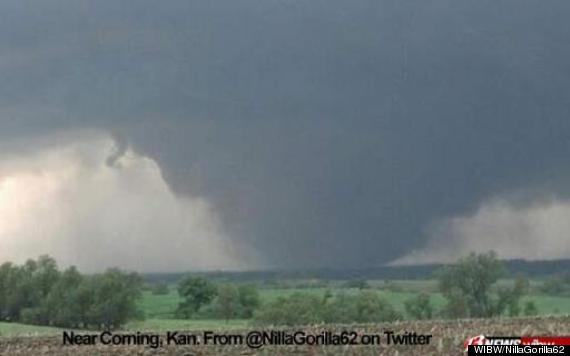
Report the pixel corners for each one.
[437,251,527,318]
[253,293,324,326]
[325,291,401,323]
[541,273,570,296]
[404,293,433,320]
[523,300,538,316]
[253,290,401,326]
[2,252,570,336]
[176,279,261,322]
[176,276,217,318]
[151,282,170,295]
[206,284,261,320]
[343,279,370,289]
[0,256,143,330]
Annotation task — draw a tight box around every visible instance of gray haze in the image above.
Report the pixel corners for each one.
[1,0,570,270]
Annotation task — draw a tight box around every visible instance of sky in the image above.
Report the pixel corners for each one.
[1,0,570,271]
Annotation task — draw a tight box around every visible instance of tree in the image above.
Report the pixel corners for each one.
[0,258,62,324]
[495,276,528,317]
[198,283,261,320]
[0,256,143,329]
[85,268,144,330]
[404,293,433,320]
[43,266,85,328]
[213,284,240,322]
[437,251,526,318]
[438,251,504,318]
[176,276,217,318]
[523,301,538,316]
[31,255,60,304]
[0,262,16,320]
[20,255,61,325]
[237,284,260,318]
[4,261,36,321]
[440,287,469,318]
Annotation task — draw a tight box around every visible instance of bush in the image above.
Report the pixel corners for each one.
[237,284,261,318]
[404,293,433,320]
[523,301,538,316]
[254,290,401,326]
[253,293,325,326]
[353,291,401,322]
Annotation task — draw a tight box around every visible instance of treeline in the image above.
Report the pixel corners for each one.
[254,291,401,326]
[0,256,142,329]
[174,252,534,326]
[541,273,570,296]
[250,252,534,325]
[144,258,570,284]
[173,276,401,325]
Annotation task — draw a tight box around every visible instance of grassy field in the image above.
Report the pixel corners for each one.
[139,285,445,319]
[0,322,63,337]
[138,279,570,325]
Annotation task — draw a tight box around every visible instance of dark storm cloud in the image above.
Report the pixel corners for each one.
[1,0,570,268]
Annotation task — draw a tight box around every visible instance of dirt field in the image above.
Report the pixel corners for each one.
[1,316,568,355]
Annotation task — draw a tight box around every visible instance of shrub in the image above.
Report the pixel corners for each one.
[254,290,401,326]
[523,301,538,316]
[404,293,433,320]
[253,293,325,326]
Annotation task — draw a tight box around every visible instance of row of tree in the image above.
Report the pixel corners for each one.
[541,272,570,296]
[174,251,533,325]
[254,290,401,326]
[0,256,143,329]
[174,277,401,325]
[1,251,534,329]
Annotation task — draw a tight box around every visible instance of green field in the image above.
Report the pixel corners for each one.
[139,279,570,319]
[0,321,63,336]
